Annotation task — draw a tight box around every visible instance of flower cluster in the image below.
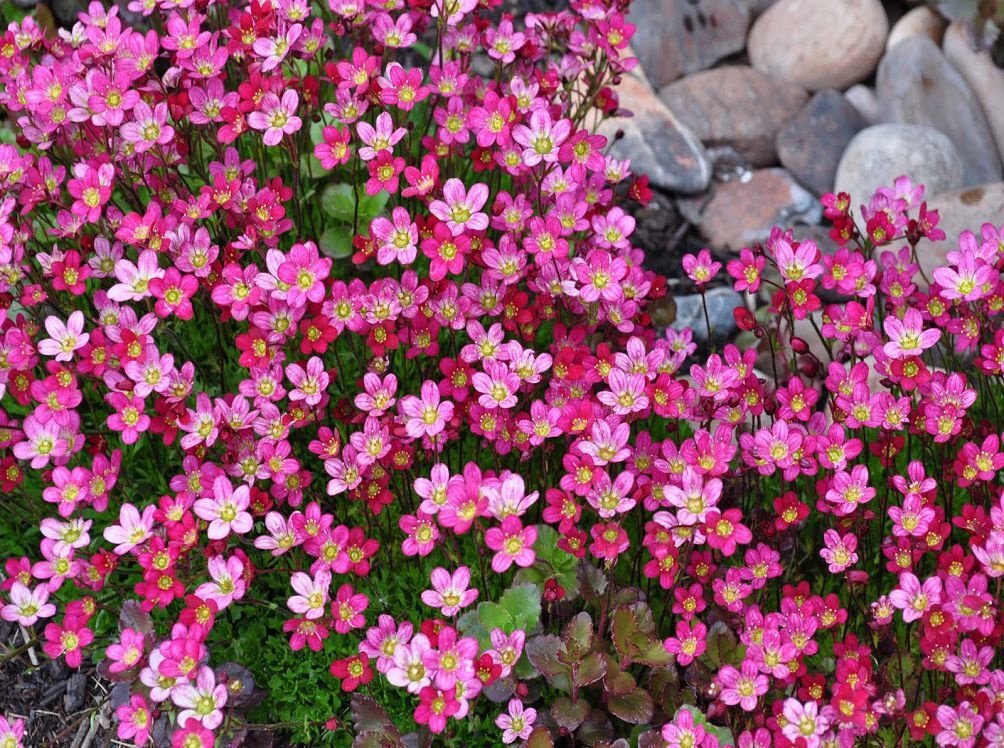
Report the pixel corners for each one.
[0,0,1002,745]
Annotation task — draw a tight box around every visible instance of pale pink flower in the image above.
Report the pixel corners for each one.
[429,178,489,236]
[37,311,89,362]
[102,503,156,555]
[420,566,478,616]
[248,91,302,146]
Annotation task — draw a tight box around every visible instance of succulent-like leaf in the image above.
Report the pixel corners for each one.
[608,687,654,725]
[552,696,591,731]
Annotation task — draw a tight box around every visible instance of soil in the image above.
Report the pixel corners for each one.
[0,622,113,748]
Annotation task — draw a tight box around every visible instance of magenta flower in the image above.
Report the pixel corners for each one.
[331,583,369,634]
[67,162,114,223]
[149,268,198,320]
[889,571,942,623]
[484,516,536,572]
[511,108,571,166]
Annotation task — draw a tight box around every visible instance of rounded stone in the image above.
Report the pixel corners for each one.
[834,124,964,216]
[747,0,889,91]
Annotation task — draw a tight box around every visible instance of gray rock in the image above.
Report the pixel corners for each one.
[914,183,1004,283]
[886,5,947,50]
[671,286,745,344]
[678,168,822,251]
[943,22,1004,165]
[600,70,712,195]
[748,0,889,91]
[877,35,1002,186]
[629,0,750,90]
[777,90,868,195]
[834,124,964,215]
[659,66,808,167]
[844,85,883,125]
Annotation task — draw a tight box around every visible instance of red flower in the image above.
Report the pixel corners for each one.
[330,653,373,692]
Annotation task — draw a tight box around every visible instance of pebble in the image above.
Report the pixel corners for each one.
[886,6,947,50]
[913,182,1004,282]
[943,22,1004,164]
[678,168,822,251]
[834,124,964,215]
[600,70,712,195]
[659,66,807,167]
[629,0,750,90]
[64,673,88,713]
[877,35,1002,186]
[747,0,889,91]
[670,286,745,344]
[843,85,883,125]
[776,90,868,196]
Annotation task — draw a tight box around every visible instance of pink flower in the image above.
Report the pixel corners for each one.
[149,268,198,319]
[936,702,984,748]
[286,357,330,407]
[484,516,536,572]
[253,23,301,71]
[512,108,571,166]
[421,566,478,616]
[889,571,942,623]
[883,308,941,359]
[105,628,146,674]
[704,509,752,557]
[495,698,536,744]
[0,716,25,748]
[194,555,247,609]
[429,178,490,236]
[422,625,477,690]
[819,529,858,573]
[287,570,331,620]
[173,665,228,729]
[781,698,829,747]
[1,582,56,626]
[115,694,152,746]
[414,686,459,734]
[371,206,419,265]
[248,91,302,146]
[331,583,369,634]
[193,476,254,540]
[102,503,156,555]
[718,660,768,711]
[105,392,150,444]
[38,311,89,362]
[400,380,455,439]
[120,101,174,152]
[67,162,114,222]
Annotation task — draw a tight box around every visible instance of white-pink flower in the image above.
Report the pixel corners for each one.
[287,570,331,620]
[37,310,89,362]
[195,555,247,609]
[495,698,536,744]
[399,380,454,438]
[420,566,478,616]
[1,582,56,626]
[248,91,302,146]
[882,308,941,359]
[172,665,228,729]
[429,178,489,236]
[889,571,942,622]
[102,503,157,555]
[193,476,254,540]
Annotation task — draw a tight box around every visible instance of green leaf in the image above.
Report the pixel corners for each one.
[320,183,356,221]
[319,227,353,259]
[607,687,654,725]
[500,583,541,631]
[477,601,513,633]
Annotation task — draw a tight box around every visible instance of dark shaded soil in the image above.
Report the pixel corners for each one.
[0,622,113,748]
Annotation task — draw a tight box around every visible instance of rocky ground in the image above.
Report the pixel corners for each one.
[611,0,1004,343]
